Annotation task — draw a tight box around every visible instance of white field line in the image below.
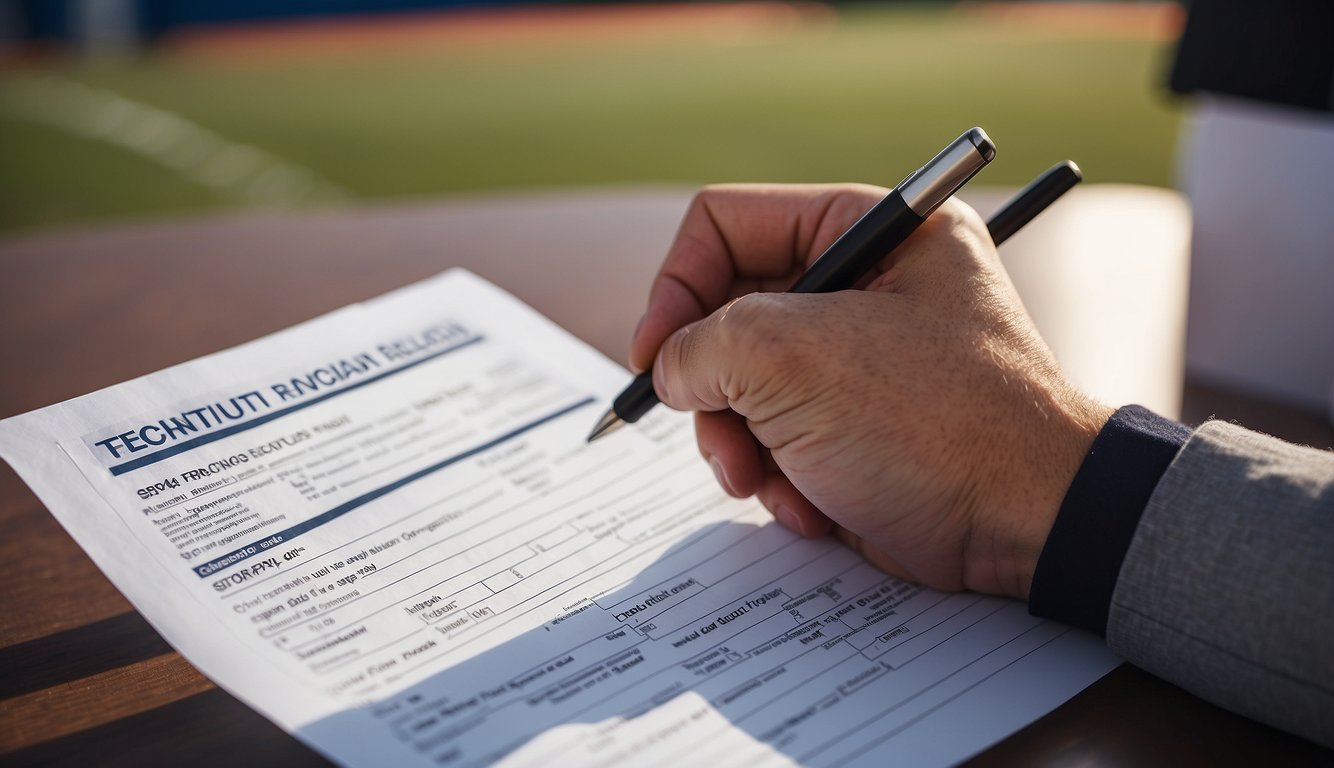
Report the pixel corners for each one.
[0,73,352,208]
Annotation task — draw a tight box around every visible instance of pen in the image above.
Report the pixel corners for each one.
[587,127,996,443]
[987,161,1082,246]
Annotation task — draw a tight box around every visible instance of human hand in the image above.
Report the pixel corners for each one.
[630,184,1112,599]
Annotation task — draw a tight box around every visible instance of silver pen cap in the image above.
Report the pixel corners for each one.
[898,127,996,217]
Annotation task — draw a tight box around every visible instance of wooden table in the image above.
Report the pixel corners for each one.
[2,189,1331,766]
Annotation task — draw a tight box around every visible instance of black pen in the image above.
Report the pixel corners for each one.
[987,161,1082,246]
[587,127,997,443]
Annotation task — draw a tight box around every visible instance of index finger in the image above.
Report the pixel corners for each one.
[628,183,888,372]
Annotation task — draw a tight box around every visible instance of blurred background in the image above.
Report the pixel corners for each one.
[0,0,1186,235]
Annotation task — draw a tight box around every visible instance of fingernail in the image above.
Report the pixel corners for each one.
[773,504,806,536]
[652,355,667,399]
[709,457,736,496]
[628,315,650,373]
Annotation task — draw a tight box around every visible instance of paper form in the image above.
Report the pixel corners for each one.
[0,270,1119,766]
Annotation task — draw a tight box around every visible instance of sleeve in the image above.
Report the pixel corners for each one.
[1106,421,1334,748]
[1028,405,1190,636]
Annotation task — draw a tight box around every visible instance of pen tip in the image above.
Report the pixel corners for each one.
[586,408,625,443]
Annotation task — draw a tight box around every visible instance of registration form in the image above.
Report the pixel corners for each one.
[0,270,1119,766]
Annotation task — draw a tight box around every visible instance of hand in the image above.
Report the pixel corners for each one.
[630,184,1112,599]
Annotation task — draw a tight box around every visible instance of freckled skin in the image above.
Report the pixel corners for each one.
[633,185,1112,600]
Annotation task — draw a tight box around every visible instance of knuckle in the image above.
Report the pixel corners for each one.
[679,188,722,235]
[694,182,730,200]
[687,187,716,215]
[715,294,779,348]
[691,183,746,212]
[715,294,812,369]
[932,198,989,241]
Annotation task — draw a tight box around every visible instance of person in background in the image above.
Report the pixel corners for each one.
[1170,0,1334,416]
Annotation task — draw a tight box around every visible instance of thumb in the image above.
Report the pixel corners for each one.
[652,294,788,415]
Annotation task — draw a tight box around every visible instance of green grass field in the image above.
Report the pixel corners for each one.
[0,5,1184,235]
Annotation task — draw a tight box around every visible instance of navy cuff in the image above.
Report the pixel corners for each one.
[1028,405,1190,636]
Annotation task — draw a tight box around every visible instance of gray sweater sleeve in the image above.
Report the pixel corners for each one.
[1106,421,1334,747]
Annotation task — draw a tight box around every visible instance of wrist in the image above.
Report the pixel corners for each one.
[966,392,1113,600]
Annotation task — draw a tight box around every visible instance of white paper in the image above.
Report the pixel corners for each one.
[0,269,1119,766]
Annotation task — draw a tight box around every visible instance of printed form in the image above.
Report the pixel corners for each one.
[0,270,1119,766]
